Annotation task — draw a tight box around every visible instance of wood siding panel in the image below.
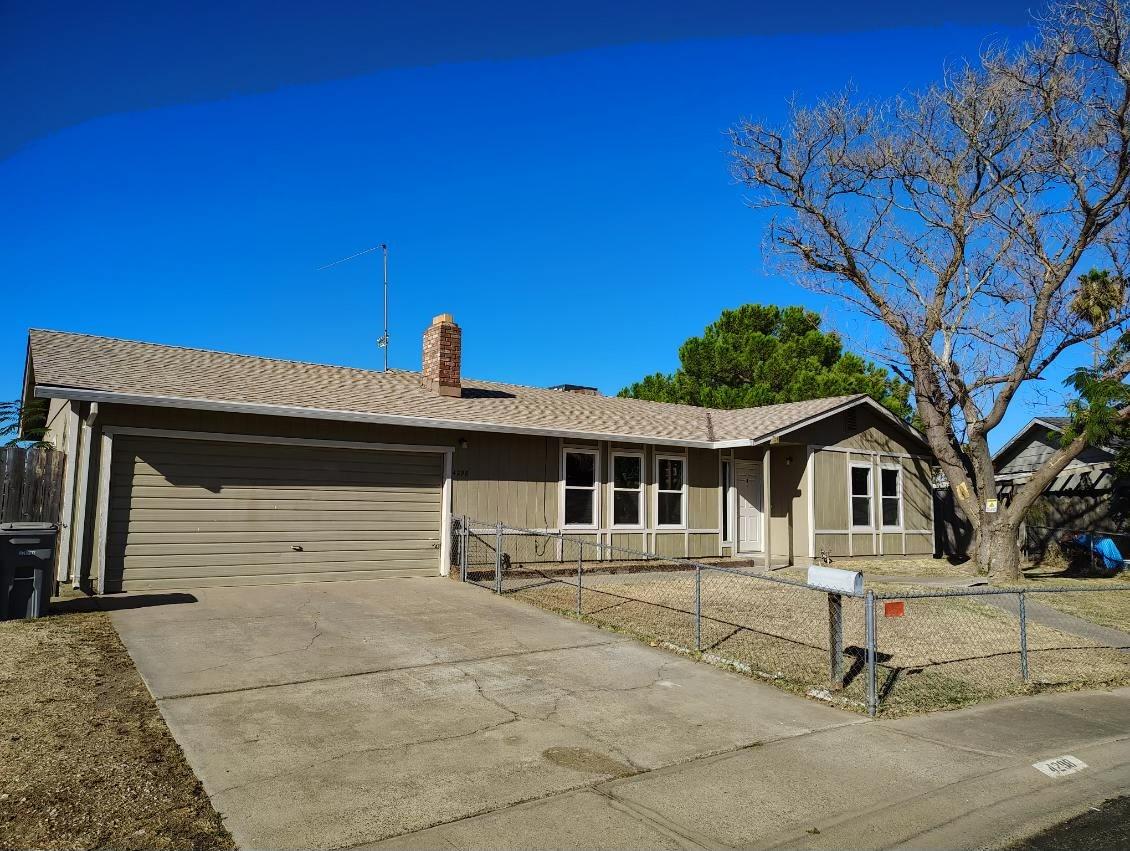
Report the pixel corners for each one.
[610,532,644,557]
[881,532,903,555]
[688,532,718,558]
[654,533,686,558]
[902,457,933,530]
[851,533,875,556]
[905,532,934,555]
[106,435,443,591]
[815,533,850,558]
[561,535,598,562]
[814,451,848,530]
[688,448,718,529]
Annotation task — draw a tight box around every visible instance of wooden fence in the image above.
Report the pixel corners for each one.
[0,445,65,524]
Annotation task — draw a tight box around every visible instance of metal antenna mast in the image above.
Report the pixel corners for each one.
[317,242,391,371]
[377,243,389,371]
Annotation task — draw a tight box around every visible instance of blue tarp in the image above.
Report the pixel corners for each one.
[1072,534,1126,573]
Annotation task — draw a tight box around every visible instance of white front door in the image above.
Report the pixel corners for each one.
[736,460,763,553]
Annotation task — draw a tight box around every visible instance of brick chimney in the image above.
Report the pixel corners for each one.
[421,313,462,397]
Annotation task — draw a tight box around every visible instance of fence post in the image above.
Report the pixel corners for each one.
[694,565,702,651]
[827,592,844,690]
[495,521,503,594]
[460,515,469,582]
[1018,590,1030,683]
[576,544,583,616]
[865,590,877,717]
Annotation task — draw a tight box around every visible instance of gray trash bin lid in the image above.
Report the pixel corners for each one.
[0,522,58,532]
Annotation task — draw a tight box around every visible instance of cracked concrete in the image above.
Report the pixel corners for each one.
[109,578,851,848]
[108,579,1130,850]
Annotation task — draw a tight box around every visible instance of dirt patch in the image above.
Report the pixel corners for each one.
[0,606,234,850]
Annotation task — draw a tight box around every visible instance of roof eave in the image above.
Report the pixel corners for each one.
[33,385,718,449]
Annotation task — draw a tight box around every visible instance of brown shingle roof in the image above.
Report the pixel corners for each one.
[27,329,870,447]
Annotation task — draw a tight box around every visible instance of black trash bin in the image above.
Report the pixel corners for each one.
[0,522,58,620]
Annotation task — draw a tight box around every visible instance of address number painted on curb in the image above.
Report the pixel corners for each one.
[1033,755,1088,778]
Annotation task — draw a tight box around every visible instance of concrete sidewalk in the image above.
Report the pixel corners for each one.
[372,688,1130,850]
[106,579,1130,850]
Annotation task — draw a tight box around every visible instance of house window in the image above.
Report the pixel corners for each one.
[611,453,643,527]
[563,448,598,527]
[656,455,686,528]
[850,464,872,529]
[721,459,733,542]
[881,466,902,528]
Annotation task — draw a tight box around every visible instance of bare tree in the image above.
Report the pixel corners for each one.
[731,0,1130,580]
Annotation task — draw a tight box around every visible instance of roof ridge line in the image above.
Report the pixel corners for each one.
[28,328,401,379]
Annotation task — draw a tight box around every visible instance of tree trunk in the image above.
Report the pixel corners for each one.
[976,520,1021,582]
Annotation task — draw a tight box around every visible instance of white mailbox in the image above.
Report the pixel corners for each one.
[807,565,863,595]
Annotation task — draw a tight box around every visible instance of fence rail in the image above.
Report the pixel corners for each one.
[453,516,1130,717]
[0,445,64,524]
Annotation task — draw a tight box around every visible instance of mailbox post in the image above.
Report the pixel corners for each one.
[807,565,864,691]
[827,592,844,688]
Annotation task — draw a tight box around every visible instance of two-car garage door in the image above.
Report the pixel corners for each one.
[103,434,445,592]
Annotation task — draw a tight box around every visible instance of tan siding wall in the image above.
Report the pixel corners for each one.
[902,457,933,530]
[770,445,802,559]
[688,533,717,558]
[610,532,644,556]
[905,532,934,555]
[41,398,70,447]
[562,535,598,562]
[815,533,850,558]
[814,451,848,530]
[789,407,931,456]
[688,448,718,529]
[80,404,728,585]
[797,407,934,560]
[654,533,686,558]
[852,533,875,556]
[454,432,559,529]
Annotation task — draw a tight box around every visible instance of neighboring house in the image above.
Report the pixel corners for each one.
[22,314,936,594]
[934,416,1126,561]
[994,417,1125,534]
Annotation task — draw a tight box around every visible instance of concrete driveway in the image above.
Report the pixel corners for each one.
[108,578,1130,850]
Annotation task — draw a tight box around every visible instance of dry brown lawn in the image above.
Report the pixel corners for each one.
[0,605,233,851]
[510,569,1130,717]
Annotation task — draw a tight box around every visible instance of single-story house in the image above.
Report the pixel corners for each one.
[23,314,937,594]
[995,416,1126,535]
[934,416,1127,561]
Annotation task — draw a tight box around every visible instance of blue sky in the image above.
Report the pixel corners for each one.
[2,3,1075,449]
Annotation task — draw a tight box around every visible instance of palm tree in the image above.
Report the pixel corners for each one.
[1071,269,1126,367]
[0,399,47,446]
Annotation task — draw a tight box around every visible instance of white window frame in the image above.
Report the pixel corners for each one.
[720,457,734,543]
[849,462,874,530]
[561,446,599,528]
[610,451,645,529]
[879,464,903,530]
[655,453,688,529]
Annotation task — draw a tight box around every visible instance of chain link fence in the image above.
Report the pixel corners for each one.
[451,517,1130,717]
